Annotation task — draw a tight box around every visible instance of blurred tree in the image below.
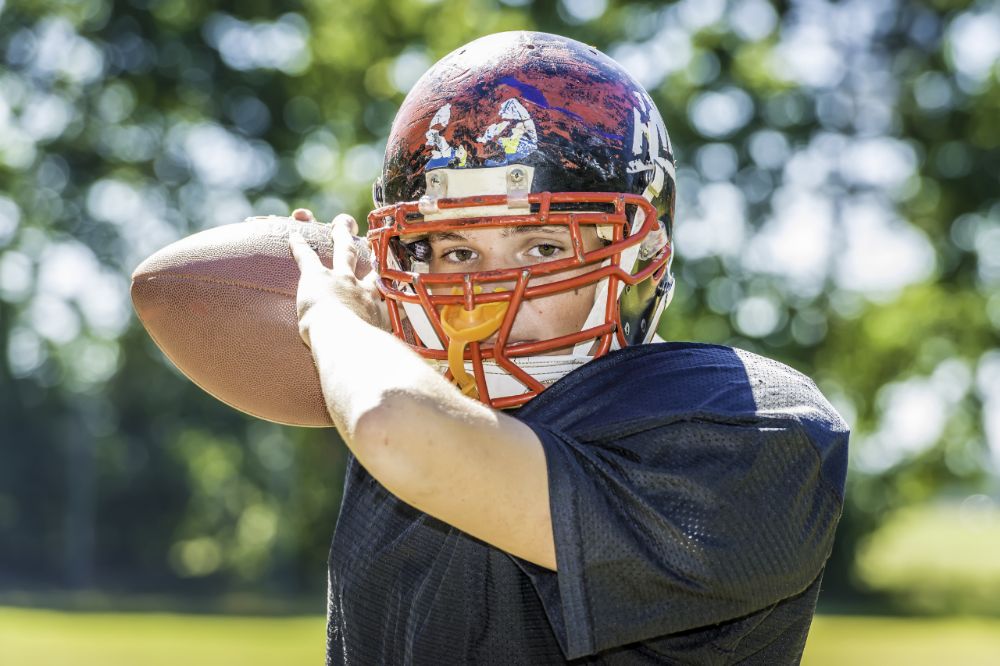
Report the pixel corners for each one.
[0,0,997,610]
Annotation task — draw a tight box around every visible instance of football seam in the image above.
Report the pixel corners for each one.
[132,271,297,298]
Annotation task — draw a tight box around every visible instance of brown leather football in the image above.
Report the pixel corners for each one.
[130,215,371,428]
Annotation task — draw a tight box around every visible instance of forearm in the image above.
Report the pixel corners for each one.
[306,297,554,570]
[289,219,555,567]
[305,300,483,443]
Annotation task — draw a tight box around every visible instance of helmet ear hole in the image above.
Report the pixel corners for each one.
[372,177,385,208]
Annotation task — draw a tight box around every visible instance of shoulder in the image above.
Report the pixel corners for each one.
[515,342,849,469]
[520,341,840,422]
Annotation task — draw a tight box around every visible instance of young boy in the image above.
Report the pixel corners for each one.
[288,31,848,664]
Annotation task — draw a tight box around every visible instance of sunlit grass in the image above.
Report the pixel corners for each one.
[854,501,1000,614]
[0,607,324,666]
[4,606,1000,665]
[802,614,1000,666]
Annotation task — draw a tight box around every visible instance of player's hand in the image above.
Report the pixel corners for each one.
[288,210,389,347]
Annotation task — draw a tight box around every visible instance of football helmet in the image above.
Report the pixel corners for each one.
[367,31,676,409]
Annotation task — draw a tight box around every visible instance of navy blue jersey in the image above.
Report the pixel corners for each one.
[326,343,849,664]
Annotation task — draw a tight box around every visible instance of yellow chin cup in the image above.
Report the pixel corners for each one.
[439,287,510,398]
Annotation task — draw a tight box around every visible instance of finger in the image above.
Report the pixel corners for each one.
[355,234,374,279]
[292,208,315,222]
[288,229,325,272]
[331,213,359,236]
[330,216,359,277]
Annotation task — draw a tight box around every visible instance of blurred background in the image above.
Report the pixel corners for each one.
[1,0,999,663]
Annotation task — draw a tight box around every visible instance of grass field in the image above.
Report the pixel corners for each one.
[0,607,324,666]
[803,615,1000,665]
[3,607,1000,665]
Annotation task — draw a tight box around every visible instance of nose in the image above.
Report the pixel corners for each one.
[476,246,517,273]
[469,252,521,294]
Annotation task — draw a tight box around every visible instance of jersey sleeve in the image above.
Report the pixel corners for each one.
[511,413,846,660]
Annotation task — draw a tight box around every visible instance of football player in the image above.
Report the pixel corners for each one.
[288,31,848,664]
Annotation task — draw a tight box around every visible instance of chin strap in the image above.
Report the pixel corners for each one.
[439,287,510,398]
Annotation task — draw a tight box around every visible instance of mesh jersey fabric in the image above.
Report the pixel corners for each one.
[325,342,849,665]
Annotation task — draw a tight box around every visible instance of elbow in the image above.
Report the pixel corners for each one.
[350,398,399,476]
[349,393,430,503]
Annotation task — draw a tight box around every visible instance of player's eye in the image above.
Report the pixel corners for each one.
[441,247,478,264]
[528,243,563,259]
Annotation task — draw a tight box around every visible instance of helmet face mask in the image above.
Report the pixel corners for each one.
[367,31,676,408]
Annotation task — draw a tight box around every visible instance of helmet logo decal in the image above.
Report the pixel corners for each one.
[475,98,538,166]
[627,92,674,201]
[496,76,587,123]
[426,103,469,170]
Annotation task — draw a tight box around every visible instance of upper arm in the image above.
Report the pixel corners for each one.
[352,392,557,570]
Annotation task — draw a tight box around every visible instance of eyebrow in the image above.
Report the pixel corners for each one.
[426,225,568,243]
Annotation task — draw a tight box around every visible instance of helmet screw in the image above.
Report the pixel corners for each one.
[509,167,525,183]
[624,322,631,336]
[429,173,442,187]
[640,318,647,332]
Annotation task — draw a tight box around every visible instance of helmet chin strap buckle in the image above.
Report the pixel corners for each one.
[439,286,510,398]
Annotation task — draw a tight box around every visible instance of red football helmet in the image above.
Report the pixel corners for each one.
[367,31,676,409]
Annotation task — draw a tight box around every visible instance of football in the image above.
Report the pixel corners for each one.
[131,215,371,428]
